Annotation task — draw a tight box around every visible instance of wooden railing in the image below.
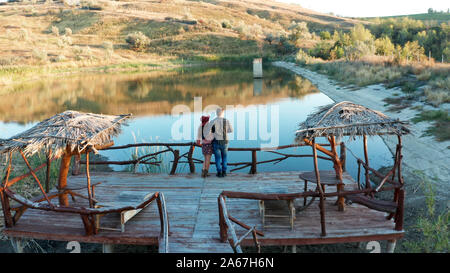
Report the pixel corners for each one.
[77,142,341,175]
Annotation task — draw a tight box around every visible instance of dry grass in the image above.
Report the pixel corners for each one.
[0,0,362,87]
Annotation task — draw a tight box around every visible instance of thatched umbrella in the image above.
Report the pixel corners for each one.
[294,101,409,236]
[0,110,131,207]
[295,101,409,141]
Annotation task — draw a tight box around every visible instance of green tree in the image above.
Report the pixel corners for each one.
[319,31,331,40]
[375,36,395,56]
[350,24,374,43]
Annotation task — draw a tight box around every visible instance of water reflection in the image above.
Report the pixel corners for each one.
[0,65,394,176]
[0,65,318,124]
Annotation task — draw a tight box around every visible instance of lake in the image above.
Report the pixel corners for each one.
[0,64,394,178]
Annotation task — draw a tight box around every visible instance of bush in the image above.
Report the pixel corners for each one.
[51,25,59,36]
[64,27,72,36]
[295,50,315,65]
[125,32,150,51]
[344,40,376,61]
[309,41,333,60]
[32,49,48,62]
[375,36,395,56]
[221,19,232,29]
[319,31,331,40]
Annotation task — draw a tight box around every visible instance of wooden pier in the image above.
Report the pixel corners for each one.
[3,171,403,253]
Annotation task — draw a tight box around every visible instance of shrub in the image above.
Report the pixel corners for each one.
[32,49,48,62]
[319,31,331,40]
[125,32,150,51]
[102,41,114,59]
[309,41,333,60]
[57,35,72,48]
[221,19,232,29]
[295,50,315,65]
[64,27,72,36]
[344,40,376,61]
[375,36,395,56]
[424,87,450,106]
[51,25,59,36]
[18,28,29,41]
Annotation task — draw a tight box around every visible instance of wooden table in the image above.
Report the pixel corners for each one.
[299,170,349,211]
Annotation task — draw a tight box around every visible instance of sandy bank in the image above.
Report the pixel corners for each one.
[273,61,449,203]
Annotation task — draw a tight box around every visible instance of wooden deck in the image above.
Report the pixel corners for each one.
[2,171,403,253]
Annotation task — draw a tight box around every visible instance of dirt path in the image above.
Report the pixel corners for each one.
[273,61,450,205]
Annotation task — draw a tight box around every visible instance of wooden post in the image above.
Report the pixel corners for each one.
[169,149,180,175]
[188,145,195,174]
[45,149,52,193]
[72,153,81,176]
[340,142,346,172]
[19,150,53,206]
[250,150,257,174]
[1,155,13,227]
[386,240,397,253]
[363,135,371,190]
[85,152,93,208]
[102,244,114,253]
[218,195,228,243]
[156,193,169,253]
[58,152,72,206]
[394,189,405,231]
[10,238,24,253]
[0,190,13,228]
[312,138,326,237]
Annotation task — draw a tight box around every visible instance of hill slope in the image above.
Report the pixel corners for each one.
[0,0,364,71]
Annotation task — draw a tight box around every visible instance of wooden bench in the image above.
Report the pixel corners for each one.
[346,194,397,214]
[95,191,154,232]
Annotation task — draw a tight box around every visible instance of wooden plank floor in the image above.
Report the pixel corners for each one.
[3,171,403,253]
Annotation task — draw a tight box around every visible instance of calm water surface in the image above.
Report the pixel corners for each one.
[0,65,394,178]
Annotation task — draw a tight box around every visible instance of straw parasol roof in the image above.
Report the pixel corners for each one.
[0,111,131,158]
[295,101,409,142]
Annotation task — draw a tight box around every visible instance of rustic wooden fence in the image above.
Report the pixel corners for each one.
[74,141,345,175]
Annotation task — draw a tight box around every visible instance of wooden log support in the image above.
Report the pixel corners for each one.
[72,153,81,176]
[219,195,243,253]
[102,244,114,253]
[156,192,169,253]
[85,152,94,208]
[10,238,24,253]
[1,155,13,227]
[218,195,228,243]
[19,150,53,207]
[340,142,346,172]
[169,149,180,175]
[312,138,326,237]
[386,240,397,253]
[45,149,52,193]
[250,150,257,174]
[0,189,13,228]
[394,189,405,231]
[228,215,264,236]
[187,145,195,174]
[363,135,372,192]
[58,151,72,206]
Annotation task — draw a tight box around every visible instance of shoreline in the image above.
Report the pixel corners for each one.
[273,61,450,203]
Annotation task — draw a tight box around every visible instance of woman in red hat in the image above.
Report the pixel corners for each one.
[197,115,214,178]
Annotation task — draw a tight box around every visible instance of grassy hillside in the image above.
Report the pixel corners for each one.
[0,0,365,86]
[364,12,450,23]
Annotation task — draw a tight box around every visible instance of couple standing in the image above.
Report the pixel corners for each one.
[196,107,233,178]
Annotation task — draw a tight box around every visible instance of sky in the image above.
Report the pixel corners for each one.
[276,0,449,17]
